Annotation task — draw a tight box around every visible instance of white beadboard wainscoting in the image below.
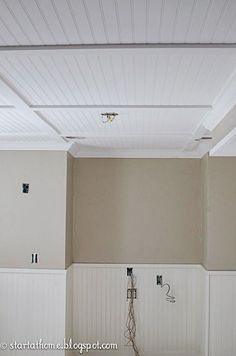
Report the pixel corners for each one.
[73,264,206,356]
[0,265,236,356]
[0,268,68,356]
[208,271,236,356]
[66,266,74,356]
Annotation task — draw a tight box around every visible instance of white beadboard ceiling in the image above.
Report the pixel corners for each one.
[0,0,236,45]
[0,1,236,156]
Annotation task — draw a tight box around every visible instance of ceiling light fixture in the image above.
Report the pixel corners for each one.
[101,112,118,123]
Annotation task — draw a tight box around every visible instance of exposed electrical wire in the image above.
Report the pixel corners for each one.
[161,282,176,303]
[124,273,141,356]
[101,112,118,123]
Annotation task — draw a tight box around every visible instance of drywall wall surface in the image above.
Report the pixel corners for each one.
[65,153,73,268]
[73,158,202,263]
[0,151,68,269]
[205,157,236,270]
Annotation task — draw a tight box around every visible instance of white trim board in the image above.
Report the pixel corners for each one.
[73,148,202,158]
[0,268,67,275]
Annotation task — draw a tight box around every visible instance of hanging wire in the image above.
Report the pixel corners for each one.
[161,282,176,303]
[124,273,141,356]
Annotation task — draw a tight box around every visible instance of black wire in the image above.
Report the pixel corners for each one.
[161,282,176,303]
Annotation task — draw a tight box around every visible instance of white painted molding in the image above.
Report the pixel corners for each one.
[0,268,67,274]
[0,75,62,136]
[30,104,212,110]
[68,142,79,157]
[0,43,236,55]
[210,127,236,156]
[73,263,204,269]
[74,148,201,158]
[203,70,236,131]
[63,132,194,139]
[208,270,236,276]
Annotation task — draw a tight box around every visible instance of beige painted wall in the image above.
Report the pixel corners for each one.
[2,152,235,269]
[73,158,203,264]
[201,155,209,267]
[0,151,69,269]
[203,156,236,270]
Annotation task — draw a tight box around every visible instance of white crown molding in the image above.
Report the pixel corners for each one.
[73,148,201,159]
[68,142,80,156]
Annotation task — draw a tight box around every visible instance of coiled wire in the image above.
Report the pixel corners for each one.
[161,282,176,303]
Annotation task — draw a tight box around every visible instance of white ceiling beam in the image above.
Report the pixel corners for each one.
[31,104,212,110]
[0,75,65,141]
[0,105,212,111]
[0,43,236,51]
[0,105,15,109]
[210,128,236,156]
[209,105,236,155]
[0,44,235,57]
[202,69,236,131]
[180,120,213,158]
[61,132,191,138]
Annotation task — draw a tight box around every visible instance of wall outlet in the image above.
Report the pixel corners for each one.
[31,253,38,264]
[22,183,29,194]
[127,288,137,299]
[156,275,163,285]
[127,267,133,276]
